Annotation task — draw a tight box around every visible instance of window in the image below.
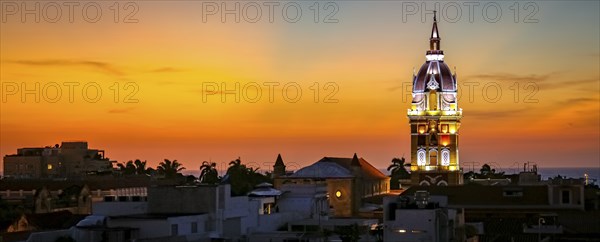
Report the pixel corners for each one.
[171,224,178,236]
[417,149,426,166]
[561,190,571,204]
[429,150,438,166]
[191,222,198,234]
[441,149,450,166]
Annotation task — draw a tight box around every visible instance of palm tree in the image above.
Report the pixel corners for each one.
[228,158,242,172]
[117,161,136,175]
[225,157,271,196]
[157,159,185,178]
[133,159,148,175]
[199,161,219,184]
[387,157,410,189]
[388,157,410,177]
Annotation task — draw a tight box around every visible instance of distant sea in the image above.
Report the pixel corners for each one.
[178,167,600,184]
[382,167,600,183]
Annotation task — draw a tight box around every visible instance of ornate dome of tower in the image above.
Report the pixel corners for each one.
[409,11,460,113]
[412,11,457,93]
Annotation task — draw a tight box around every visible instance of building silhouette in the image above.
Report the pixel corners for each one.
[3,141,114,178]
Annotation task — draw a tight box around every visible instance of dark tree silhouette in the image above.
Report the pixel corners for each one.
[199,161,220,184]
[157,159,185,178]
[226,157,272,196]
[116,161,136,175]
[387,157,410,189]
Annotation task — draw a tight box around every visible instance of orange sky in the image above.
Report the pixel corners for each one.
[1,1,599,172]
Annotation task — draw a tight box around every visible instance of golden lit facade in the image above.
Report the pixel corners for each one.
[408,12,463,186]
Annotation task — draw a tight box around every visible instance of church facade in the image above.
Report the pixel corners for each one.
[408,12,463,186]
[273,154,390,217]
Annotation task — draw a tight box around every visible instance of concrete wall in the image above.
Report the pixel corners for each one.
[26,229,71,242]
[3,156,43,178]
[549,184,585,209]
[167,214,210,237]
[328,179,353,217]
[148,186,217,214]
[254,212,303,232]
[93,201,148,216]
[110,219,169,238]
[385,209,439,242]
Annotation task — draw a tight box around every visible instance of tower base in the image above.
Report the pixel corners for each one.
[411,170,463,186]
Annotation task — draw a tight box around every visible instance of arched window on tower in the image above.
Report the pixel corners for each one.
[417,149,426,166]
[429,149,438,166]
[441,149,450,166]
[428,90,438,111]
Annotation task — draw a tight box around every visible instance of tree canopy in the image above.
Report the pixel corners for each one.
[225,158,272,196]
[388,157,410,189]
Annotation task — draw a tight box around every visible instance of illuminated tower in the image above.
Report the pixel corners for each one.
[408,11,463,186]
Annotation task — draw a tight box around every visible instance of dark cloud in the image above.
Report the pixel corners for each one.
[6,59,125,76]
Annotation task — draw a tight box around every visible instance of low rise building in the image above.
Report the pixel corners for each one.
[3,142,114,178]
[274,153,390,217]
[383,191,462,242]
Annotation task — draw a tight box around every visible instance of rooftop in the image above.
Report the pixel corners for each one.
[288,155,387,180]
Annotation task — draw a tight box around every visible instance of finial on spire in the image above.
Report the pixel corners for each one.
[429,11,441,51]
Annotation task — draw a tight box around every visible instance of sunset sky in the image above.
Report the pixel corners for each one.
[1,1,599,173]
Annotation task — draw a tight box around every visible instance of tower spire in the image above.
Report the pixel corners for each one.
[430,11,441,51]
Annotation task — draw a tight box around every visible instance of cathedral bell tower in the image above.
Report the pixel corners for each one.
[408,11,463,186]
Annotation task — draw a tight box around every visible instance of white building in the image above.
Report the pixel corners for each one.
[383,191,462,242]
[24,183,336,242]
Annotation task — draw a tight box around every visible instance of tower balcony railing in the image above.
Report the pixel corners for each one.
[407,109,463,116]
[412,165,459,171]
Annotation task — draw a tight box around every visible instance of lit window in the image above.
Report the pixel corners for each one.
[335,190,342,198]
[449,126,456,134]
[441,149,450,166]
[417,149,426,166]
[47,164,53,170]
